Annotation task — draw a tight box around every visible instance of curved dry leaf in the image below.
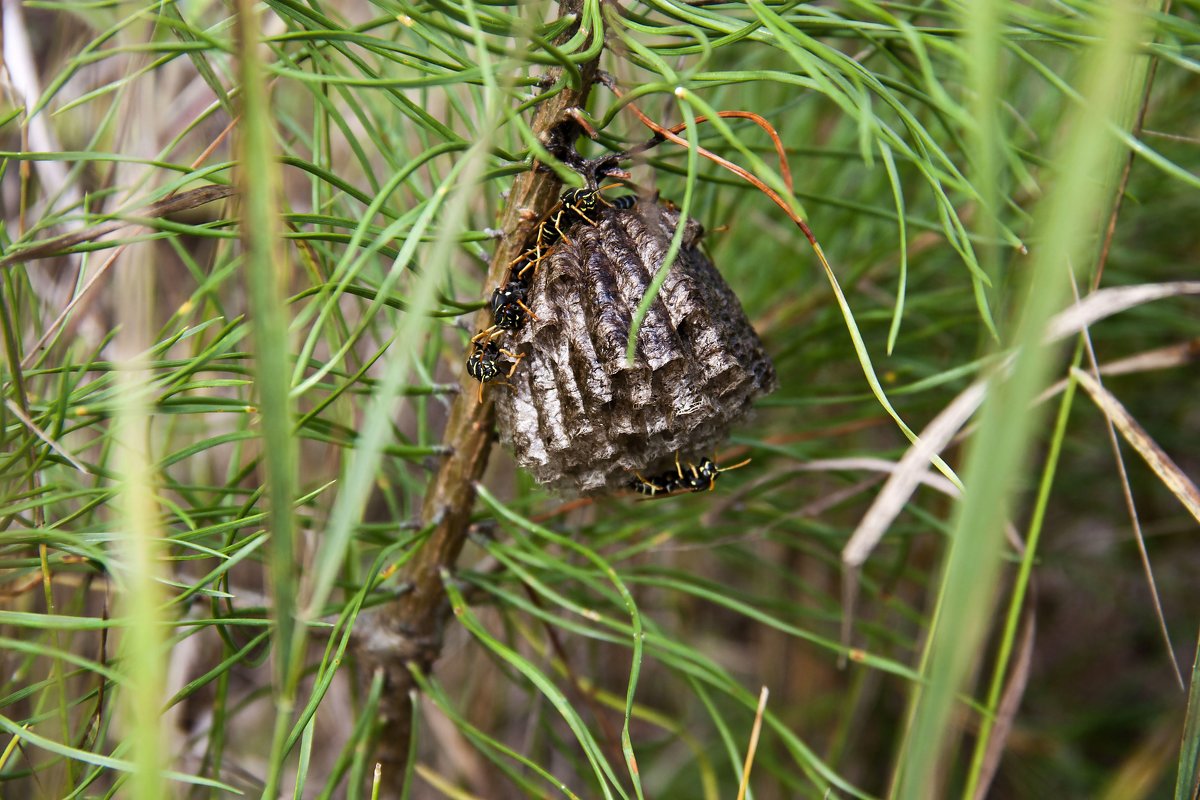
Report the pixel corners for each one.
[838,379,987,657]
[1039,337,1200,404]
[842,380,986,570]
[1072,367,1200,525]
[844,283,1200,582]
[797,457,961,500]
[840,282,1200,646]
[1045,281,1200,343]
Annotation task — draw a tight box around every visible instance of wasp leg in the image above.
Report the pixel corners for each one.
[516,259,537,281]
[633,472,664,496]
[517,300,540,321]
[500,352,526,378]
[510,243,546,267]
[472,326,500,343]
[516,240,555,280]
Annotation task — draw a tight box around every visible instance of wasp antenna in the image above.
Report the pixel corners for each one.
[718,457,753,473]
[477,380,484,404]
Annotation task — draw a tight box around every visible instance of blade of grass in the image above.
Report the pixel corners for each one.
[234,3,301,795]
[893,0,1148,793]
[442,574,629,800]
[1177,628,1200,800]
[962,339,1083,798]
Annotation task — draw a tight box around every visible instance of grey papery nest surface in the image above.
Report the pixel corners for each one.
[494,199,777,494]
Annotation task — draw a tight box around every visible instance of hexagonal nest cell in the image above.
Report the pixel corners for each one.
[494,196,777,494]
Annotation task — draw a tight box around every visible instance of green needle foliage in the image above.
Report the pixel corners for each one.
[1,0,1198,798]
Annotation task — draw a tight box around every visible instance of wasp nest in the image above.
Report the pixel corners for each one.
[494,197,777,494]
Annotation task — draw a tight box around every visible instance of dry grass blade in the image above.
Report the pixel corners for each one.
[1039,338,1200,403]
[3,398,89,473]
[801,458,961,499]
[1044,282,1200,343]
[1072,367,1200,525]
[970,600,1037,800]
[736,687,770,800]
[611,81,817,247]
[839,379,986,656]
[19,245,124,368]
[842,280,1200,655]
[662,111,795,192]
[1071,273,1184,688]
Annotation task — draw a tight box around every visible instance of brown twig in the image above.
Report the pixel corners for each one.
[0,184,237,269]
[355,3,604,794]
[13,109,239,369]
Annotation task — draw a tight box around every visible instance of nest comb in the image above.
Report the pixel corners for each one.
[494,197,777,494]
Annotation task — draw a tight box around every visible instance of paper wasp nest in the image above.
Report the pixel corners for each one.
[494,198,777,494]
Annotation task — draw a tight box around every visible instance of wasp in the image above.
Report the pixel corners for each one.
[512,186,606,281]
[466,331,525,403]
[609,195,637,210]
[629,454,752,496]
[559,187,603,226]
[489,279,539,332]
[629,469,682,497]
